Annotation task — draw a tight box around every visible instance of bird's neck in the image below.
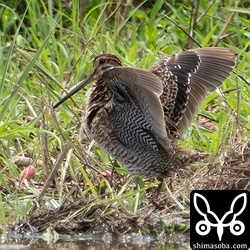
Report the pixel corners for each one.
[85,79,112,126]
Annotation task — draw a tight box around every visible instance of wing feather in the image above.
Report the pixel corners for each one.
[151,47,235,135]
[102,67,171,150]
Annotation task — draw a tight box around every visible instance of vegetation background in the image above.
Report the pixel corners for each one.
[0,0,249,246]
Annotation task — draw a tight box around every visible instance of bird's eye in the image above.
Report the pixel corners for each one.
[99,58,106,64]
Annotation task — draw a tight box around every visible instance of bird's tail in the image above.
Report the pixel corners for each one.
[171,145,210,168]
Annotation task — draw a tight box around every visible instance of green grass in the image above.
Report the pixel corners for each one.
[0,0,249,241]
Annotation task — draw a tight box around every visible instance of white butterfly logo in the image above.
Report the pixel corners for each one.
[193,193,247,241]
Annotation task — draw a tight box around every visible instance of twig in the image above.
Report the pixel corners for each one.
[36,143,71,202]
[164,14,202,48]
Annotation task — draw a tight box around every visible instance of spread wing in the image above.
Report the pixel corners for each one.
[150,47,235,136]
[102,67,171,151]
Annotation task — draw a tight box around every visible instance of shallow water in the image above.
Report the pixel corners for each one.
[1,233,190,249]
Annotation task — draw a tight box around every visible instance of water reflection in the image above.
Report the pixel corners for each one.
[1,233,190,249]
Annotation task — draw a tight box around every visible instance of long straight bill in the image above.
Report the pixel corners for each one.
[53,74,93,109]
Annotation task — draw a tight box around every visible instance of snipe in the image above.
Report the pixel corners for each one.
[54,48,235,179]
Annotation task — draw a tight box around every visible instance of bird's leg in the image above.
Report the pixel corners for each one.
[149,177,167,209]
